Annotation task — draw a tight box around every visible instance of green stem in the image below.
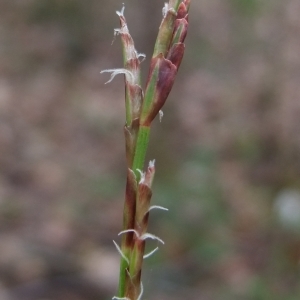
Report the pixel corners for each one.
[113,1,190,298]
[132,126,151,179]
[118,256,128,296]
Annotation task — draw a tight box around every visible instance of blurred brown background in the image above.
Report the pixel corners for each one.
[1,0,300,299]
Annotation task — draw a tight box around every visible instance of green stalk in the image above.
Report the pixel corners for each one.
[132,126,150,179]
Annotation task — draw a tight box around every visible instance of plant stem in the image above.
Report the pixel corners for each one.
[132,126,151,179]
[102,1,191,299]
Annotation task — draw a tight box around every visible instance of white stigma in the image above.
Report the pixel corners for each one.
[118,229,165,244]
[100,68,134,84]
[148,205,168,212]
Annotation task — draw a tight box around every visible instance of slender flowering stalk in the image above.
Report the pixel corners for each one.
[101,1,190,299]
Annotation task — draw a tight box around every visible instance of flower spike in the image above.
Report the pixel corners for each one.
[106,1,190,299]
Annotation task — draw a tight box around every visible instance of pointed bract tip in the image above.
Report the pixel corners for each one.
[114,28,121,36]
[136,169,145,184]
[149,159,156,168]
[140,232,165,244]
[162,3,169,17]
[159,110,164,122]
[116,4,125,17]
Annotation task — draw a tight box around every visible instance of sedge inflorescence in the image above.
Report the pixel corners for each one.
[101,1,190,299]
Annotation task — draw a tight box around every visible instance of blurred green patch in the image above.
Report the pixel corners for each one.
[151,146,230,269]
[0,199,23,228]
[84,175,123,200]
[235,133,262,163]
[230,0,260,16]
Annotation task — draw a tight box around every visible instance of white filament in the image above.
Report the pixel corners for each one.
[118,229,165,244]
[143,247,159,259]
[148,205,169,212]
[112,240,129,264]
[100,68,134,84]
